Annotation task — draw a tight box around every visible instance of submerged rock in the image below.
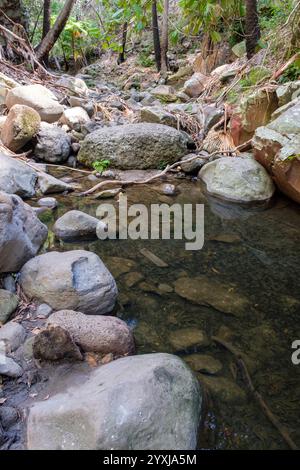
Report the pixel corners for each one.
[0,290,19,324]
[1,104,40,152]
[47,310,135,356]
[169,328,210,351]
[19,250,118,315]
[78,123,194,169]
[0,192,48,273]
[174,276,249,316]
[198,375,246,404]
[6,84,63,123]
[27,353,202,450]
[0,153,37,198]
[38,173,73,195]
[184,354,222,375]
[53,210,105,241]
[199,157,275,203]
[102,256,137,279]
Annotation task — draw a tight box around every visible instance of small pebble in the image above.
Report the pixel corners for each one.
[36,303,53,319]
[2,275,16,294]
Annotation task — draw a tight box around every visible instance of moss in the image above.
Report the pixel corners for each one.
[240,66,271,89]
[19,110,40,137]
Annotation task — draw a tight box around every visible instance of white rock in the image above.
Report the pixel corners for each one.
[6,84,64,123]
[199,157,275,203]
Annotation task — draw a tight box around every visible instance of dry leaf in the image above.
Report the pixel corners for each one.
[101,353,113,365]
[31,327,41,335]
[85,352,98,367]
[0,397,7,404]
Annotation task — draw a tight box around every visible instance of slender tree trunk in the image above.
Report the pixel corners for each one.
[245,0,260,59]
[160,0,169,76]
[152,0,161,71]
[118,22,128,64]
[41,0,51,65]
[42,0,51,38]
[36,0,77,62]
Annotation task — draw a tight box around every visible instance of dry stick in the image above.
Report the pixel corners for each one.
[271,52,300,81]
[15,157,93,178]
[212,336,298,451]
[79,141,252,197]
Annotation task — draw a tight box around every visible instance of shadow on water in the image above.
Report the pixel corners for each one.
[35,172,300,450]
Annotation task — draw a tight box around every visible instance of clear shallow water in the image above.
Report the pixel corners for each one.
[35,172,300,450]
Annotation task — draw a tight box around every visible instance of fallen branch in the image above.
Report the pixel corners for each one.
[271,52,300,81]
[212,335,298,451]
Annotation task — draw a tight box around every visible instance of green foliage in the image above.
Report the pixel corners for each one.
[137,49,154,68]
[92,159,111,174]
[239,66,271,88]
[157,160,168,170]
[278,59,300,83]
[178,0,244,43]
[259,0,294,32]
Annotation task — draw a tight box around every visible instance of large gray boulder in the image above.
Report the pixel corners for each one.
[199,156,275,203]
[0,191,48,273]
[6,84,63,123]
[78,123,194,169]
[0,153,37,198]
[19,250,118,315]
[33,123,71,163]
[26,353,202,450]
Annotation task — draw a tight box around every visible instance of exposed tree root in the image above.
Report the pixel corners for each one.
[212,335,298,450]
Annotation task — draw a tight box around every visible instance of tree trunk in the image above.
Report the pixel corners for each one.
[41,0,51,66]
[160,0,169,76]
[36,0,77,62]
[152,0,161,71]
[118,22,128,64]
[42,0,51,38]
[245,0,260,59]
